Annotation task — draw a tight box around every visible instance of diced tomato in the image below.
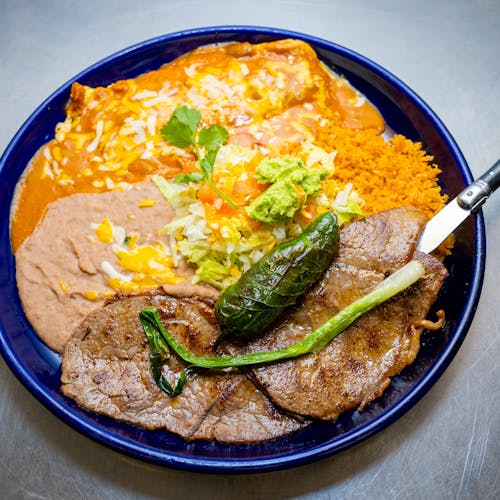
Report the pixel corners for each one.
[218,201,239,217]
[298,202,318,223]
[197,183,219,205]
[198,183,239,216]
[232,177,267,201]
[232,179,253,198]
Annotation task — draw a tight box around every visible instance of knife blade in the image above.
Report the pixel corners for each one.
[416,159,500,253]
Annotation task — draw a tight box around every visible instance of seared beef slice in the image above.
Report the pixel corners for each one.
[240,207,448,420]
[61,294,306,443]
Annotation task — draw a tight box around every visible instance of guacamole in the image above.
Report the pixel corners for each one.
[247,157,330,224]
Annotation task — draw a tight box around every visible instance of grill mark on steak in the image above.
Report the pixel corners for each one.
[228,207,448,420]
[185,377,241,440]
[61,294,306,443]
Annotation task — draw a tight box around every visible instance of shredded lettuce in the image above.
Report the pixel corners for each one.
[153,176,286,289]
[193,260,233,288]
[152,143,366,290]
[333,198,365,225]
[152,174,186,206]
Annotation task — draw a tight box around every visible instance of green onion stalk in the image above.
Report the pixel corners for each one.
[140,260,425,375]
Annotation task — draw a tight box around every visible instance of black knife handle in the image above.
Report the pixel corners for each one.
[457,159,500,211]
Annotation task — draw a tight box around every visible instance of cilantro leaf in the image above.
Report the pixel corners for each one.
[200,147,220,178]
[197,125,229,152]
[173,172,204,183]
[199,157,212,179]
[160,106,201,148]
[160,106,237,209]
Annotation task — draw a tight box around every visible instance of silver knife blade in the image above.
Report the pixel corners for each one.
[416,160,499,253]
[416,198,470,253]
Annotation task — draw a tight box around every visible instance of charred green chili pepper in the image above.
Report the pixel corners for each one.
[214,211,339,342]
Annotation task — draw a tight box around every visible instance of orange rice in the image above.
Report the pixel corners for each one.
[314,125,447,220]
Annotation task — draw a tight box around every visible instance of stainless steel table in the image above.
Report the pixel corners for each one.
[1,1,498,498]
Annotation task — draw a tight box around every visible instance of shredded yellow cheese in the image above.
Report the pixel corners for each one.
[95,218,114,244]
[109,244,184,292]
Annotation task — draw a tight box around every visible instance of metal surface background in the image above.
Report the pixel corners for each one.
[0,0,498,498]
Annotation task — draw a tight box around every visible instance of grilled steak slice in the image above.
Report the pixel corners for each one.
[232,207,448,420]
[61,293,306,443]
[337,205,428,275]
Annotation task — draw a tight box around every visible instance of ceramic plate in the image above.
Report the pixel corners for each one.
[0,26,485,473]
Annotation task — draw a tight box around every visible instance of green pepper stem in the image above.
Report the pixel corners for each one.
[140,260,425,369]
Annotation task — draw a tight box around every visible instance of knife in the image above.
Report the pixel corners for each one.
[416,159,500,253]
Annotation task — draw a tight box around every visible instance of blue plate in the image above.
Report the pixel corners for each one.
[0,26,485,473]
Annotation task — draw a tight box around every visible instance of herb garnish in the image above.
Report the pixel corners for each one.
[160,106,236,208]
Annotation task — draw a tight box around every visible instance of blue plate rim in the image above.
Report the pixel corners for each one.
[0,25,486,473]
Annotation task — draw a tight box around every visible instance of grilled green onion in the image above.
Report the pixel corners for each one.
[142,312,188,396]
